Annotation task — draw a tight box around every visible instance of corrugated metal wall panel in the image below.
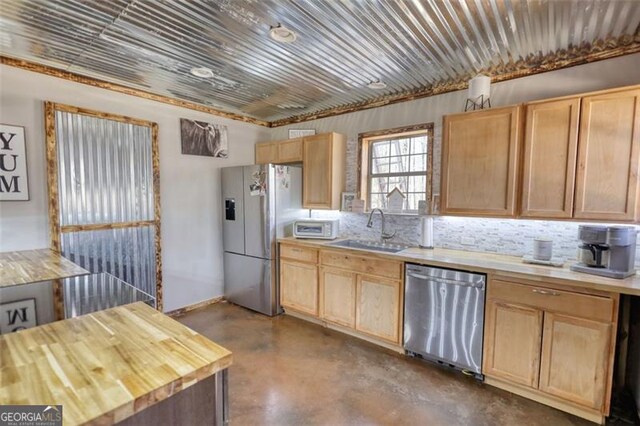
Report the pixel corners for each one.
[55,110,154,226]
[60,226,156,297]
[62,272,154,318]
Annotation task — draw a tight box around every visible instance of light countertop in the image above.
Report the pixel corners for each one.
[0,249,89,288]
[279,237,640,296]
[0,302,232,425]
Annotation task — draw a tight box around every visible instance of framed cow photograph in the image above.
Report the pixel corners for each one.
[180,118,228,158]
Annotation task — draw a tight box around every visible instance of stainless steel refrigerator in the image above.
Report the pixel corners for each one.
[222,164,307,316]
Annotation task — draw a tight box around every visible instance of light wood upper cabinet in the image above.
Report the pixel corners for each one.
[280,260,318,316]
[320,267,356,328]
[483,300,543,387]
[574,89,640,221]
[355,274,402,344]
[539,313,612,410]
[278,138,303,163]
[441,105,522,217]
[256,132,346,210]
[255,138,302,164]
[303,133,346,209]
[521,98,580,218]
[255,142,278,164]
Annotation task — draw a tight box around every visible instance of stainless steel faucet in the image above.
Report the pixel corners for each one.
[367,208,396,241]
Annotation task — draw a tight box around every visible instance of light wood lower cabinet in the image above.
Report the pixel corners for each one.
[538,313,612,409]
[280,260,318,316]
[483,300,543,388]
[320,267,356,328]
[484,277,618,421]
[280,244,403,348]
[355,274,402,343]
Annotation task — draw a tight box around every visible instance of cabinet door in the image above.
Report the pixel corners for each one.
[483,300,543,387]
[278,138,303,163]
[521,99,580,218]
[539,313,611,409]
[574,89,640,221]
[355,275,401,343]
[441,105,522,217]
[320,267,356,328]
[280,260,318,316]
[303,134,332,209]
[255,142,278,164]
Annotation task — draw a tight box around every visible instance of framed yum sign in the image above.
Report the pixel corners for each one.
[0,124,29,201]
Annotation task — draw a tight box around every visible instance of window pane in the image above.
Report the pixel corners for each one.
[371,156,389,174]
[409,154,427,172]
[388,176,408,193]
[411,136,428,154]
[370,177,388,194]
[390,139,410,156]
[372,141,390,158]
[389,156,409,174]
[407,193,425,211]
[408,175,426,193]
[370,193,386,210]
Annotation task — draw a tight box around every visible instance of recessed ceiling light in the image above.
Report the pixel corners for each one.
[269,24,297,43]
[367,80,387,90]
[190,67,214,78]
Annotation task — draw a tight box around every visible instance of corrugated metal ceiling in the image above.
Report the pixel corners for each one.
[1,0,639,125]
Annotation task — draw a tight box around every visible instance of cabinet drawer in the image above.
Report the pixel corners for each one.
[280,244,318,263]
[320,250,402,280]
[489,279,614,322]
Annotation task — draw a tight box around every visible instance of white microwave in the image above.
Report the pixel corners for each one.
[293,219,340,240]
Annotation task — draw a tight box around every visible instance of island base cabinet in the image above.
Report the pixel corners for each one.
[280,260,318,316]
[320,267,356,328]
[483,300,543,388]
[119,370,229,426]
[355,275,402,344]
[538,313,611,410]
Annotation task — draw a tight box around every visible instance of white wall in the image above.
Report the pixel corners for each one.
[0,65,269,312]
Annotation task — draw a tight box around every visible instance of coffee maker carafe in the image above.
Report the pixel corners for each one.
[571,225,637,279]
[576,226,609,268]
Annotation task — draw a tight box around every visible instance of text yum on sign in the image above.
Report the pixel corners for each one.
[0,124,29,201]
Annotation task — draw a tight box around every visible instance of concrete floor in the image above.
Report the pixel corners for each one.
[178,302,598,426]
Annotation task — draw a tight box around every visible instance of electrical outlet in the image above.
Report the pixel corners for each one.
[461,237,475,246]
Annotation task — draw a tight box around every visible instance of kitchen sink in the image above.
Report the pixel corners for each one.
[328,239,413,253]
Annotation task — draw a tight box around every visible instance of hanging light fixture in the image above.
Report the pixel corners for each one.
[464,74,491,111]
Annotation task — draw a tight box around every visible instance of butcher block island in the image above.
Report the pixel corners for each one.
[0,302,232,425]
[278,237,640,424]
[0,249,89,288]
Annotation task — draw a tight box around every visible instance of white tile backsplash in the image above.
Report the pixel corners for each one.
[310,209,640,267]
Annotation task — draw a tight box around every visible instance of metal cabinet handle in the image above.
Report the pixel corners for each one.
[532,288,560,296]
[406,273,484,289]
[291,248,301,252]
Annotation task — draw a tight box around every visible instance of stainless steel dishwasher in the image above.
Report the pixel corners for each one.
[404,264,486,377]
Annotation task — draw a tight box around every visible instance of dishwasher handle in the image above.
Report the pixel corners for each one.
[406,272,485,289]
